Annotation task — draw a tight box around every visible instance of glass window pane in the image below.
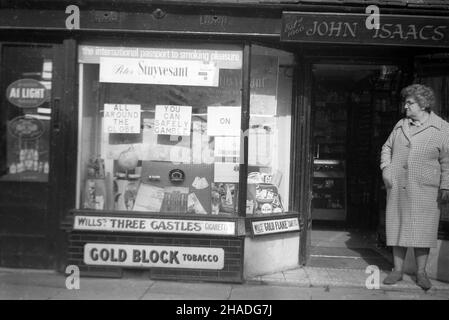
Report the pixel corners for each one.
[0,45,53,182]
[246,45,294,216]
[77,44,243,216]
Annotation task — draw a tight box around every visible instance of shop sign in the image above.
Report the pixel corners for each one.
[154,105,192,136]
[73,215,236,235]
[99,57,219,87]
[8,116,45,140]
[84,243,224,269]
[104,104,141,133]
[6,79,48,108]
[281,12,449,48]
[207,106,241,136]
[251,217,300,236]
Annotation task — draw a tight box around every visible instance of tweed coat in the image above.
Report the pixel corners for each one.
[380,112,449,248]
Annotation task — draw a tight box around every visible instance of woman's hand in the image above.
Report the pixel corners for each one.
[382,166,393,189]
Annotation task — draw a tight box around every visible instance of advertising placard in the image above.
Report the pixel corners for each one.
[1,115,50,183]
[79,45,242,70]
[99,57,219,87]
[154,105,192,136]
[104,104,141,134]
[6,79,49,109]
[73,215,236,236]
[84,243,224,269]
[207,106,241,136]
[251,217,300,236]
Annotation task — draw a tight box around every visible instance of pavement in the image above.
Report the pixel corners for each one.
[1,266,449,300]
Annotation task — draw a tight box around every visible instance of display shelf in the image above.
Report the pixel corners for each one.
[313,171,344,178]
[312,159,347,221]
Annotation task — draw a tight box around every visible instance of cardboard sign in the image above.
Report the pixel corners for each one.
[154,105,192,136]
[74,215,236,235]
[99,57,219,87]
[104,104,141,134]
[207,106,241,136]
[251,217,300,236]
[6,79,48,108]
[84,243,224,269]
[214,136,240,158]
[214,162,239,183]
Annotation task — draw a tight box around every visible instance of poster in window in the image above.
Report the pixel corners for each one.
[250,55,279,116]
[2,115,50,182]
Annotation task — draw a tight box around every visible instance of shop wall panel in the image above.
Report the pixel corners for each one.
[0,207,47,234]
[66,232,244,283]
[0,184,48,209]
[4,0,448,8]
[0,235,51,268]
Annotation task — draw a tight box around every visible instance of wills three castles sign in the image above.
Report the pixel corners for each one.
[281,12,449,48]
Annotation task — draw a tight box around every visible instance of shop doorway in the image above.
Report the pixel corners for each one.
[308,62,407,270]
[0,43,64,269]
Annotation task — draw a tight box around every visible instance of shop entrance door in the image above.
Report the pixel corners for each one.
[0,43,63,269]
[301,58,406,269]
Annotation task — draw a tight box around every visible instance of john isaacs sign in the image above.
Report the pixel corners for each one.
[282,12,449,48]
[251,217,300,236]
[84,243,224,269]
[73,215,236,236]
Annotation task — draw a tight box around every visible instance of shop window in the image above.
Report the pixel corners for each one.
[246,45,294,216]
[77,43,243,216]
[0,45,53,182]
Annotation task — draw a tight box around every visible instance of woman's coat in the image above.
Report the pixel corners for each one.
[381,112,449,248]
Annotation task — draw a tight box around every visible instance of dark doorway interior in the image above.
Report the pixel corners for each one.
[309,63,405,270]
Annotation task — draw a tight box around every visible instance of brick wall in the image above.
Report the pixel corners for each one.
[67,232,244,283]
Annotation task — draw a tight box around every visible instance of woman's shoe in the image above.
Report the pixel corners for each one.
[416,272,432,291]
[383,271,403,285]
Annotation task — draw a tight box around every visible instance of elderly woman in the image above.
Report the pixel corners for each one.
[380,84,449,290]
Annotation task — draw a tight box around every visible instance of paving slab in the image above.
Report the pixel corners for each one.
[308,287,388,300]
[50,278,151,300]
[282,268,310,286]
[384,290,449,300]
[0,271,67,289]
[325,268,367,287]
[229,285,312,300]
[304,268,331,287]
[0,283,63,300]
[249,266,449,293]
[259,272,285,282]
[142,281,232,300]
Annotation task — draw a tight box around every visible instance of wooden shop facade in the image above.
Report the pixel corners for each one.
[1,0,449,282]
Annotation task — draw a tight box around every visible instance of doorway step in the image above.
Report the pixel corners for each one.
[308,246,392,270]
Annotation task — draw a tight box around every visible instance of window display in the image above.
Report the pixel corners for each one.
[246,46,294,216]
[77,44,243,216]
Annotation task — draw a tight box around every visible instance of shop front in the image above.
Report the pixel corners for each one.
[68,41,300,282]
[0,1,448,283]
